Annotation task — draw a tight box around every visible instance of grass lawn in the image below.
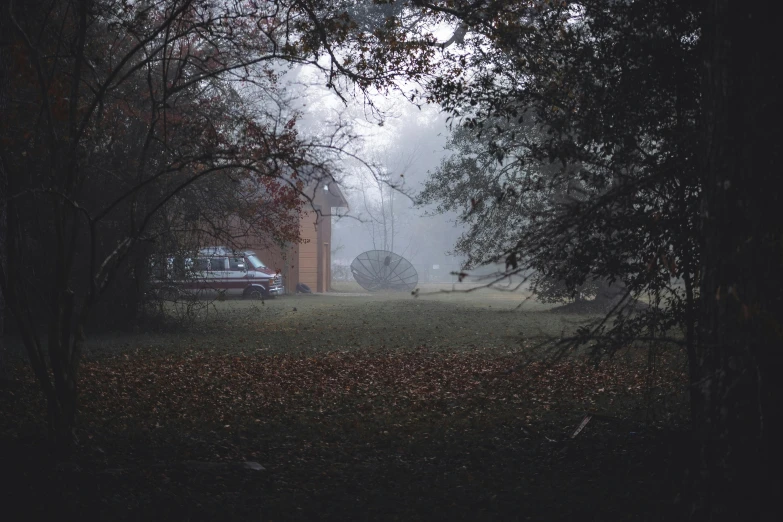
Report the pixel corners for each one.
[0,290,690,521]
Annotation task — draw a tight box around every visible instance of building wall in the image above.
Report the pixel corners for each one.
[321,207,331,292]
[299,209,319,291]
[251,209,321,294]
[220,185,346,294]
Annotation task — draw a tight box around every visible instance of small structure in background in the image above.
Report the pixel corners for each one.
[351,250,418,292]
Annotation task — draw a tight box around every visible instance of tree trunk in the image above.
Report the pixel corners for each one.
[41,305,85,452]
[0,170,7,388]
[695,0,783,519]
[0,175,7,388]
[0,0,10,386]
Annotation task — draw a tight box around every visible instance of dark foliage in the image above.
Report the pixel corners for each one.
[418,0,701,355]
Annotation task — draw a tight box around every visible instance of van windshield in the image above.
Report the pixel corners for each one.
[246,254,267,270]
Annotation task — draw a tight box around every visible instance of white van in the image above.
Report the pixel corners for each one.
[151,246,284,299]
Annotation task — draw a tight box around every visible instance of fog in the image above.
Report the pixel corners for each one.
[282,65,469,283]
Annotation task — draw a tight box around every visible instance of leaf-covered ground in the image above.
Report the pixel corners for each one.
[1,291,691,521]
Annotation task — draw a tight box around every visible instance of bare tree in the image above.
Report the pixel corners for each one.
[355,146,419,254]
[0,0,418,449]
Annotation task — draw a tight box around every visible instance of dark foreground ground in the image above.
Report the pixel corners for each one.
[1,288,690,521]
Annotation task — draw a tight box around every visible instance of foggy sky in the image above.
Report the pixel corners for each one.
[282,64,469,277]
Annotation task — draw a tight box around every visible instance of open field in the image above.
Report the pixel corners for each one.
[1,290,690,521]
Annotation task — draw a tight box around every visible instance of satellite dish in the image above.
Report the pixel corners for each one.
[351,250,418,292]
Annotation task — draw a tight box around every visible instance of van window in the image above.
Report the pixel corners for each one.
[246,254,267,270]
[229,257,246,271]
[150,257,169,280]
[193,258,211,271]
[171,257,190,279]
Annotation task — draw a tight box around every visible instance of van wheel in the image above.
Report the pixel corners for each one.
[244,287,266,300]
